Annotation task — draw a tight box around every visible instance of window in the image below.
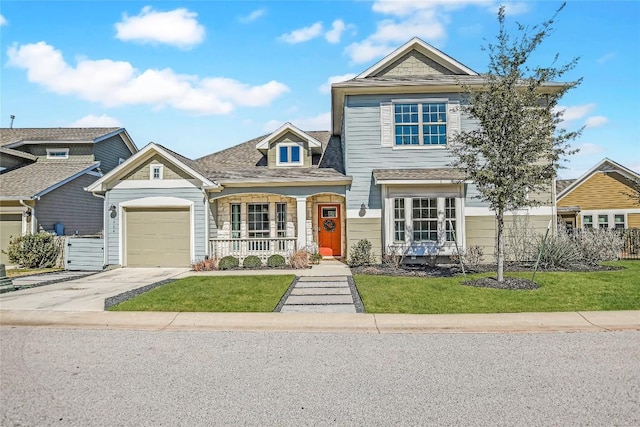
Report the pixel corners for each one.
[231,204,241,250]
[393,199,405,242]
[444,197,456,242]
[150,164,163,180]
[276,203,287,250]
[277,144,302,165]
[598,214,609,229]
[412,198,438,242]
[394,102,447,146]
[614,214,625,229]
[46,148,69,159]
[322,207,337,218]
[583,215,593,228]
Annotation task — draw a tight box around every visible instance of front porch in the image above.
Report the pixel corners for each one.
[208,192,345,261]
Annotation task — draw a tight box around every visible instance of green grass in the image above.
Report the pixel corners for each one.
[6,268,63,278]
[355,261,640,314]
[108,275,295,312]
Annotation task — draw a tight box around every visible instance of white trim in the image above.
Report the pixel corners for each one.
[256,122,322,152]
[464,206,555,217]
[375,178,467,185]
[275,143,303,166]
[46,148,69,159]
[557,157,640,201]
[346,208,382,218]
[296,197,307,249]
[150,163,163,180]
[579,209,640,230]
[118,197,195,266]
[113,179,199,189]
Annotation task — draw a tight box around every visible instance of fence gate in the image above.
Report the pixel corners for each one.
[65,237,104,271]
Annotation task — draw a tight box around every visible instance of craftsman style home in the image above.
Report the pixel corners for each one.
[88,38,559,267]
[0,127,137,264]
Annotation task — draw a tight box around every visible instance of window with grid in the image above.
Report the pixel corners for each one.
[231,204,241,250]
[394,103,447,146]
[583,215,593,228]
[614,214,625,229]
[248,204,270,238]
[598,214,609,229]
[444,198,456,241]
[276,203,287,250]
[393,198,405,242]
[412,198,438,242]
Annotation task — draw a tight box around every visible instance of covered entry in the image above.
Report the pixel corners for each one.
[125,207,191,267]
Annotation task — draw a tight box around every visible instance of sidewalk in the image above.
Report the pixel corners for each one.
[1,309,638,333]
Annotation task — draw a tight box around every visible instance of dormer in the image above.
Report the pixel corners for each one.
[256,122,323,169]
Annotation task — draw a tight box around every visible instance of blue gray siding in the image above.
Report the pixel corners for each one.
[343,93,482,210]
[94,134,135,173]
[104,187,207,265]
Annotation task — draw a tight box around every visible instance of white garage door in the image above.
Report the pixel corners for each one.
[0,214,22,265]
[125,208,190,267]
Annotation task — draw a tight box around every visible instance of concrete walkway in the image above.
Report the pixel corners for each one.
[279,276,360,313]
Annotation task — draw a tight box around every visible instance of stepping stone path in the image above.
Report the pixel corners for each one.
[279,276,358,313]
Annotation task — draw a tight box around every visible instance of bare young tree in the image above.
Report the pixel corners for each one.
[450,3,581,282]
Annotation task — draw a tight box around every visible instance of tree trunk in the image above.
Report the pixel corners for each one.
[496,210,504,282]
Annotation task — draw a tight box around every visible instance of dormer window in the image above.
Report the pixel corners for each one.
[277,143,302,166]
[150,164,163,180]
[46,148,69,159]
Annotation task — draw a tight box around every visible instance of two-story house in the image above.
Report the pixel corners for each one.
[88,38,557,268]
[0,128,137,264]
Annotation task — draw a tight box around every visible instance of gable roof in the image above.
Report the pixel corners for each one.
[0,160,100,200]
[557,158,640,201]
[196,131,349,186]
[255,122,323,153]
[86,142,216,193]
[0,127,138,154]
[0,146,37,161]
[357,37,478,79]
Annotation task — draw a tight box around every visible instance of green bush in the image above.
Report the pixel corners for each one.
[218,255,239,270]
[3,232,60,268]
[267,254,286,268]
[536,233,582,268]
[243,255,262,269]
[348,239,374,267]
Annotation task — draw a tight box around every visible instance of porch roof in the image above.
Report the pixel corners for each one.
[373,168,466,184]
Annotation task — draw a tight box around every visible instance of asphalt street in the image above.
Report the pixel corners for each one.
[1,327,638,426]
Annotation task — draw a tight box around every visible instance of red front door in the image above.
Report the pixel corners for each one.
[318,204,341,257]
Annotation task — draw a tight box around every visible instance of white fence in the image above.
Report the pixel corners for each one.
[210,238,296,261]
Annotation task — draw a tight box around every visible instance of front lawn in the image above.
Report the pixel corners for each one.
[109,275,295,312]
[355,261,640,314]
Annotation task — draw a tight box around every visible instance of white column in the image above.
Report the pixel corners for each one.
[296,197,307,250]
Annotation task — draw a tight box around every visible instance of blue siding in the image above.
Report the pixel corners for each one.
[343,93,486,210]
[105,188,207,265]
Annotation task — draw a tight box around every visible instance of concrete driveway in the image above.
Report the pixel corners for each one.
[0,268,188,312]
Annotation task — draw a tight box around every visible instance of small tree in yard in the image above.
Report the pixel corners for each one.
[450,3,581,282]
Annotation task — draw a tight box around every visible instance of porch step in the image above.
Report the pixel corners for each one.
[277,275,361,313]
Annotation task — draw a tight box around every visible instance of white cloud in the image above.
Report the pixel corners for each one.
[584,116,608,128]
[263,112,331,132]
[0,14,7,26]
[345,40,395,64]
[115,6,205,48]
[597,52,616,64]
[556,103,596,122]
[574,142,604,157]
[319,73,357,94]
[69,114,122,127]
[7,42,289,115]
[279,22,323,44]
[325,20,346,44]
[239,8,265,24]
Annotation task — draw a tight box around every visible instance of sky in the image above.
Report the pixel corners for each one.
[1,0,639,179]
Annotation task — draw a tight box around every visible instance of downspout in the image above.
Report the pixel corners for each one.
[19,199,35,234]
[93,192,108,267]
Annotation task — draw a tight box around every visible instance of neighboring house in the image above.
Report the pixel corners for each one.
[557,158,640,231]
[0,128,137,264]
[88,37,560,268]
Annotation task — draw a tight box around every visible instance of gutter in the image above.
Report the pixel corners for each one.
[18,199,35,234]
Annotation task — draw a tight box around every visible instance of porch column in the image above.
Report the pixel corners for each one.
[296,197,307,250]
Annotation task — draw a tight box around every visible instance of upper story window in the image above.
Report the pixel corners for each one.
[150,164,163,180]
[46,148,69,159]
[277,143,302,166]
[394,102,447,146]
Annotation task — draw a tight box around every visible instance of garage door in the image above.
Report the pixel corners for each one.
[125,208,190,267]
[0,214,22,265]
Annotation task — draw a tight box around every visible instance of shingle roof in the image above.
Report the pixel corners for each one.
[0,128,121,147]
[373,168,466,182]
[195,131,347,183]
[149,143,209,178]
[0,146,37,161]
[0,161,99,199]
[556,179,576,194]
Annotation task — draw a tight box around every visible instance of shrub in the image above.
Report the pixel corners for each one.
[218,255,239,270]
[382,245,405,268]
[450,245,485,269]
[348,239,374,267]
[535,232,582,268]
[3,232,60,268]
[574,228,624,265]
[267,254,286,268]
[192,258,217,271]
[309,252,323,265]
[243,255,262,269]
[289,249,309,269]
